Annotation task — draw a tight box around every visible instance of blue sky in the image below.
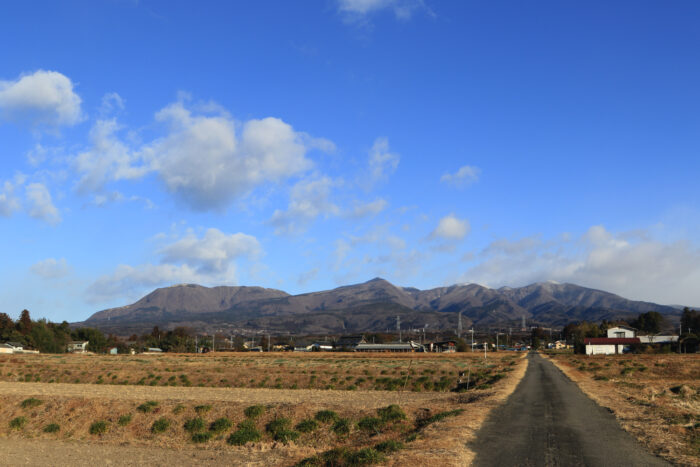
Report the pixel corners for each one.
[1,0,699,322]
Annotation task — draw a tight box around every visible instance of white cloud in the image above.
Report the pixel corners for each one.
[0,70,82,127]
[431,214,469,240]
[25,182,61,225]
[440,165,480,187]
[159,228,262,274]
[346,198,387,218]
[31,258,71,279]
[368,137,399,183]
[70,99,330,211]
[73,119,149,193]
[269,176,340,234]
[459,225,700,305]
[0,175,23,217]
[86,227,263,303]
[146,102,314,210]
[338,0,430,20]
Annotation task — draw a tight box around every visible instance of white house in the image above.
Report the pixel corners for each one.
[68,341,89,353]
[606,326,636,338]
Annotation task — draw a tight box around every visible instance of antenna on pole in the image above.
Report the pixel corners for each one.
[396,316,401,343]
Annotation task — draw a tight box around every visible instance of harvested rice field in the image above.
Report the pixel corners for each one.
[0,352,518,392]
[0,352,528,466]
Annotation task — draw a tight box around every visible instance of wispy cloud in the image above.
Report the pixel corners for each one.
[269,176,340,235]
[337,0,432,21]
[31,258,72,279]
[440,165,480,187]
[25,182,61,225]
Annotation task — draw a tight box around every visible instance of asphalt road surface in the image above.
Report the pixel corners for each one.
[470,353,669,467]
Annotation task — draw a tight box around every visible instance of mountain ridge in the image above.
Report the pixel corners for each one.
[81,278,682,335]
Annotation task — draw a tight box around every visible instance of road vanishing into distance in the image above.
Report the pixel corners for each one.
[471,353,669,467]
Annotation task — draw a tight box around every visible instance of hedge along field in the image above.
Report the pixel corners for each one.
[0,352,520,392]
[545,353,700,465]
[0,352,528,466]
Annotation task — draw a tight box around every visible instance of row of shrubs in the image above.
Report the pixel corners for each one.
[296,408,467,466]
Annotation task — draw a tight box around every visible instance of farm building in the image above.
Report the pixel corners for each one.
[585,326,680,355]
[354,341,425,352]
[637,335,679,344]
[584,337,640,355]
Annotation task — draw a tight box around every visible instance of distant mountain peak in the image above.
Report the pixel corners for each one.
[81,278,682,335]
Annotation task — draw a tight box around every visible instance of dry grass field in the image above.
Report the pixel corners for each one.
[0,352,528,466]
[545,352,700,466]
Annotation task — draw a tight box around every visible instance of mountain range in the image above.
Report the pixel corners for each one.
[80,278,682,335]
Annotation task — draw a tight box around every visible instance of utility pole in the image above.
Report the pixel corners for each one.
[496,332,504,352]
[212,334,215,352]
[458,312,463,339]
[396,316,401,343]
[267,334,271,352]
[469,328,475,352]
[195,335,198,354]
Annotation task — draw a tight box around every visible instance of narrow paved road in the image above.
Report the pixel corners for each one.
[470,353,668,467]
